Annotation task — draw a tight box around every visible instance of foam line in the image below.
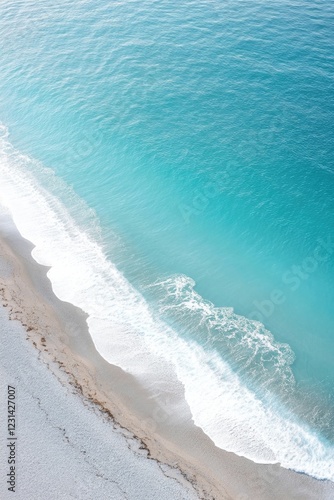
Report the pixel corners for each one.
[1,126,333,481]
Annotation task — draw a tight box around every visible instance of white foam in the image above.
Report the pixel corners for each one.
[0,126,333,481]
[150,274,296,394]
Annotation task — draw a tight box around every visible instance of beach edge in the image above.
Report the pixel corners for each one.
[0,216,333,500]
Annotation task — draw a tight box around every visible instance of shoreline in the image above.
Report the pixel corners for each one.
[1,213,333,499]
[0,301,198,499]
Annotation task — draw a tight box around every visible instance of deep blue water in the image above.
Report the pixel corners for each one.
[0,0,334,479]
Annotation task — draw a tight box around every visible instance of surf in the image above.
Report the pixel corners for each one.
[1,127,333,481]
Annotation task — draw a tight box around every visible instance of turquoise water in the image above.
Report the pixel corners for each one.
[0,0,334,479]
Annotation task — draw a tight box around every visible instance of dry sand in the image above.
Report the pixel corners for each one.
[0,214,333,500]
[0,305,198,500]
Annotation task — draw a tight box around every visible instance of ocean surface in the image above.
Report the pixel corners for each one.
[0,0,334,481]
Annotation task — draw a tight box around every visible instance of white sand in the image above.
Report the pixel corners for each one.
[0,303,199,499]
[0,215,333,499]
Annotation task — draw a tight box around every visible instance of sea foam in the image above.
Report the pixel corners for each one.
[0,126,333,481]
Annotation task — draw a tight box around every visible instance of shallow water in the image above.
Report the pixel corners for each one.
[0,0,333,480]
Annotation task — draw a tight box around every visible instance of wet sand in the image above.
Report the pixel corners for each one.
[0,214,333,499]
[0,305,198,500]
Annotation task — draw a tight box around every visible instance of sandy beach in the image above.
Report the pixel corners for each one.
[0,213,333,500]
[0,304,198,499]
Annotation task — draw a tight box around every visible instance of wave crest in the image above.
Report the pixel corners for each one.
[149,274,296,395]
[1,126,333,480]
